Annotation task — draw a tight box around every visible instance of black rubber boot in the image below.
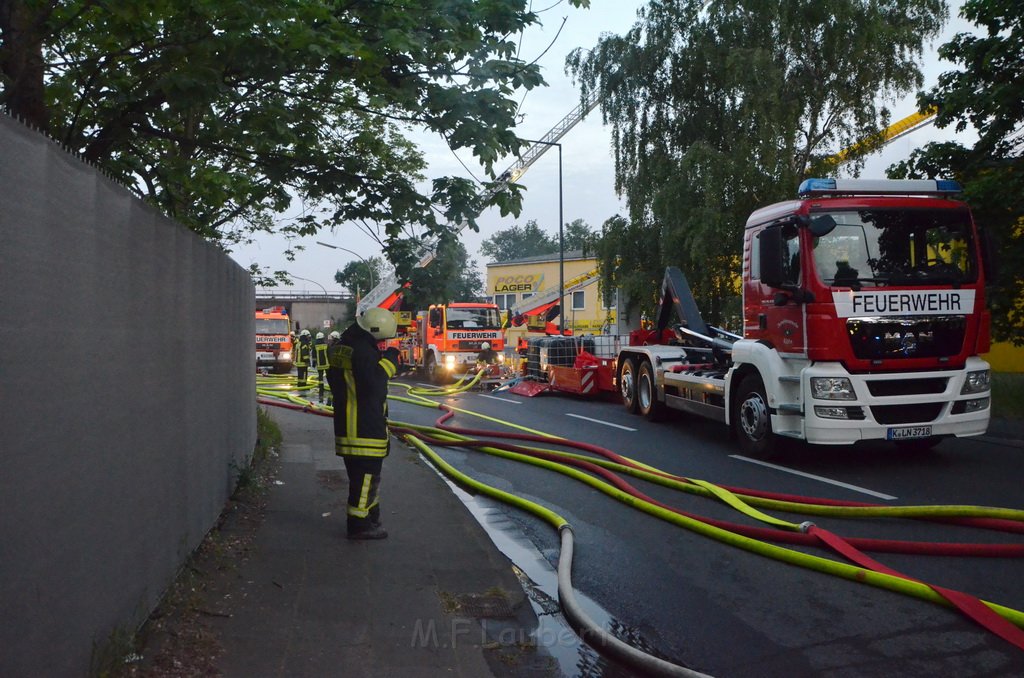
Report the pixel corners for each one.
[347,514,387,540]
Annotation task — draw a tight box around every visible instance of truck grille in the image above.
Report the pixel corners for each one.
[846,316,965,360]
[866,377,949,397]
[870,403,944,425]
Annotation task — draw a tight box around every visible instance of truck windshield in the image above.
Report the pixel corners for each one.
[446,307,502,330]
[256,318,290,334]
[811,208,976,288]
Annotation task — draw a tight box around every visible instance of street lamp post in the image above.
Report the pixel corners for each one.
[316,241,376,294]
[518,139,564,334]
[289,274,327,296]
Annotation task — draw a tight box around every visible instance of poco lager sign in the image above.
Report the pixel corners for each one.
[832,290,975,318]
[494,273,543,293]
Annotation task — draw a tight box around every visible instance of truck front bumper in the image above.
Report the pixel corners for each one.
[256,351,292,366]
[799,357,991,445]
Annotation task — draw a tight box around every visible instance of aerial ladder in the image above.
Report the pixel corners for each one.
[356,92,602,315]
[828,107,936,167]
[506,264,602,328]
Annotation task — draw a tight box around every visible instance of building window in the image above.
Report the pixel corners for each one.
[493,293,517,310]
[571,290,585,311]
[522,292,534,300]
[602,289,617,310]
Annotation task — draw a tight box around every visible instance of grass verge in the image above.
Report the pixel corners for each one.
[991,372,1024,421]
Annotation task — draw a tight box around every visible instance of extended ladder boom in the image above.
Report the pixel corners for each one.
[357,92,602,314]
[829,108,936,167]
[507,265,602,323]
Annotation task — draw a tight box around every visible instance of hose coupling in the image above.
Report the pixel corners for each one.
[798,521,816,533]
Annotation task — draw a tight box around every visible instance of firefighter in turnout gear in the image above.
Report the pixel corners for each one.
[476,341,499,365]
[326,308,399,540]
[295,329,313,385]
[325,330,341,407]
[314,331,329,403]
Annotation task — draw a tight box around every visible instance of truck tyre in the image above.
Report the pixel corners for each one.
[733,374,777,458]
[637,360,668,422]
[619,357,639,413]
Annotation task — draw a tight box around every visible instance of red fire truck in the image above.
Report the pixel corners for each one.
[385,303,506,384]
[615,178,992,456]
[255,306,294,374]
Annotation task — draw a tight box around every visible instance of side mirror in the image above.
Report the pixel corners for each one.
[758,226,785,288]
[809,214,837,237]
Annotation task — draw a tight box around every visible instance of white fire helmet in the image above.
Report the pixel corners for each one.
[329,331,341,340]
[316,331,325,340]
[481,342,490,350]
[357,308,398,340]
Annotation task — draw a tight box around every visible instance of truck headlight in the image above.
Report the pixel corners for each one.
[280,351,292,361]
[960,369,990,394]
[445,354,456,367]
[810,377,856,400]
[497,353,505,363]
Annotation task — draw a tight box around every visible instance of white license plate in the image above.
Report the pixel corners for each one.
[887,426,932,440]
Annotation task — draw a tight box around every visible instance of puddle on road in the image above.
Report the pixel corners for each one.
[441,477,659,678]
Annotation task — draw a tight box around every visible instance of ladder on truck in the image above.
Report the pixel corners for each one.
[506,265,602,325]
[356,92,602,315]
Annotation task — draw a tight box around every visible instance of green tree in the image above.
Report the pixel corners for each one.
[0,0,589,281]
[889,0,1024,344]
[479,219,558,262]
[568,0,946,323]
[403,239,483,308]
[562,218,598,255]
[334,257,386,300]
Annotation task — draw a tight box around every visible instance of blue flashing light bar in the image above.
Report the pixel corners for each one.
[798,178,963,197]
[798,178,836,194]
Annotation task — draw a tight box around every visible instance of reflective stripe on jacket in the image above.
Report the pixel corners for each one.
[295,338,312,367]
[314,340,329,371]
[326,324,398,457]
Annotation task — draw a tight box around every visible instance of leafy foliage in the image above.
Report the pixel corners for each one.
[403,239,483,308]
[0,0,588,280]
[568,0,946,323]
[334,257,387,299]
[889,0,1024,344]
[480,218,595,262]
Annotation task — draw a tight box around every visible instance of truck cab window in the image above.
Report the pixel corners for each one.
[780,223,801,286]
[812,209,975,287]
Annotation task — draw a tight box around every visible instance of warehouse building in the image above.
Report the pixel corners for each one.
[485,250,619,345]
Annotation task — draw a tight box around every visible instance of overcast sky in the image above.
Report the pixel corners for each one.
[231,0,976,296]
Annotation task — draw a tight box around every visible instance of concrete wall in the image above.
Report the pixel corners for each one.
[0,114,257,676]
[289,299,350,333]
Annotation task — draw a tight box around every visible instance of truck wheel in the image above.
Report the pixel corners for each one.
[637,360,667,421]
[733,374,777,458]
[619,358,639,413]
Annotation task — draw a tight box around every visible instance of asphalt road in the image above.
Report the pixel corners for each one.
[388,377,1024,678]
